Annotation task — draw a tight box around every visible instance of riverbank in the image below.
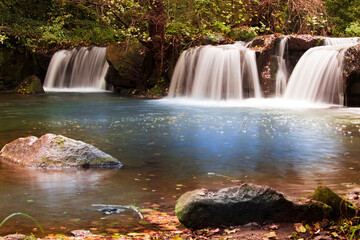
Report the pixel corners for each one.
[1,187,360,240]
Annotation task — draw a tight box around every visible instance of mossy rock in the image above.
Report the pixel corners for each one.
[176,184,332,229]
[308,185,358,218]
[229,27,257,42]
[14,75,44,94]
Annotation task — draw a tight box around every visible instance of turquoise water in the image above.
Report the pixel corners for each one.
[1,92,360,235]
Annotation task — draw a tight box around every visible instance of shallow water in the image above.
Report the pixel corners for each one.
[1,93,360,235]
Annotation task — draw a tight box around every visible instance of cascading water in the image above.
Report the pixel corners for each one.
[283,45,347,105]
[324,37,360,46]
[168,42,262,100]
[284,37,359,105]
[275,36,289,96]
[44,47,109,91]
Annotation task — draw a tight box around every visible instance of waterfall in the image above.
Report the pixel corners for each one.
[44,47,109,91]
[324,37,360,46]
[168,42,262,100]
[283,37,360,105]
[283,45,347,105]
[275,36,289,96]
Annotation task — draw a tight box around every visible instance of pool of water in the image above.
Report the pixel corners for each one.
[1,92,360,235]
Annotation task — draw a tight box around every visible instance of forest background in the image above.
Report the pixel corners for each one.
[0,0,359,92]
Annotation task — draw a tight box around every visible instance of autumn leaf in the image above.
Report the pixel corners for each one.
[294,223,307,233]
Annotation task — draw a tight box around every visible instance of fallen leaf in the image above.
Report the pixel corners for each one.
[294,223,307,233]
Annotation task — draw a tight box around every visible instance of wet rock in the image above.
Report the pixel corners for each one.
[343,44,360,107]
[13,75,44,94]
[70,230,95,238]
[308,185,358,218]
[252,34,325,96]
[175,183,331,229]
[0,47,50,91]
[0,133,122,169]
[105,42,146,92]
[0,234,28,240]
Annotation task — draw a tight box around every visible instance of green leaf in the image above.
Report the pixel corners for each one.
[0,212,44,233]
[294,223,307,233]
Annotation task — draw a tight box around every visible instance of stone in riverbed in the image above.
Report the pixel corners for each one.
[0,134,122,169]
[175,183,332,229]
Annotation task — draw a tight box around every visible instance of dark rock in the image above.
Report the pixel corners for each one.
[0,133,122,169]
[252,34,325,97]
[105,42,146,92]
[0,47,50,91]
[308,185,358,218]
[13,75,44,94]
[175,184,331,229]
[343,44,360,107]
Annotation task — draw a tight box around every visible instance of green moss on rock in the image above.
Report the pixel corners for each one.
[14,75,44,94]
[308,185,358,218]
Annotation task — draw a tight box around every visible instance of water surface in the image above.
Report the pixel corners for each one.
[1,93,360,235]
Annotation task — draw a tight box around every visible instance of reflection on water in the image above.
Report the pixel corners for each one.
[1,93,360,235]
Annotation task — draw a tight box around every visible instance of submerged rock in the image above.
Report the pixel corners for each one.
[175,183,331,229]
[0,134,122,169]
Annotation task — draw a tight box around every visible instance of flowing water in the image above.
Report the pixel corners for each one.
[283,45,346,104]
[43,47,108,92]
[275,36,289,96]
[1,93,360,235]
[168,42,262,100]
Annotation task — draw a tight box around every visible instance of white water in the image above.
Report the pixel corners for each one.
[284,37,359,104]
[275,36,289,96]
[283,45,347,105]
[325,37,360,46]
[168,42,262,100]
[44,47,109,92]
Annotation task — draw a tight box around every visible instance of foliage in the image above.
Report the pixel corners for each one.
[0,212,44,233]
[346,22,360,37]
[290,217,360,240]
[325,0,360,36]
[229,27,257,41]
[0,0,117,51]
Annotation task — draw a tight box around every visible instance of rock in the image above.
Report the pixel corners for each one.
[252,34,325,97]
[105,42,146,92]
[343,44,360,107]
[0,234,28,240]
[308,185,358,218]
[175,184,331,229]
[13,75,44,94]
[0,47,50,91]
[0,134,122,169]
[70,230,95,238]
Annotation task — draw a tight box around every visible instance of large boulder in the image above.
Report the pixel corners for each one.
[0,134,122,169]
[13,75,44,94]
[175,184,331,229]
